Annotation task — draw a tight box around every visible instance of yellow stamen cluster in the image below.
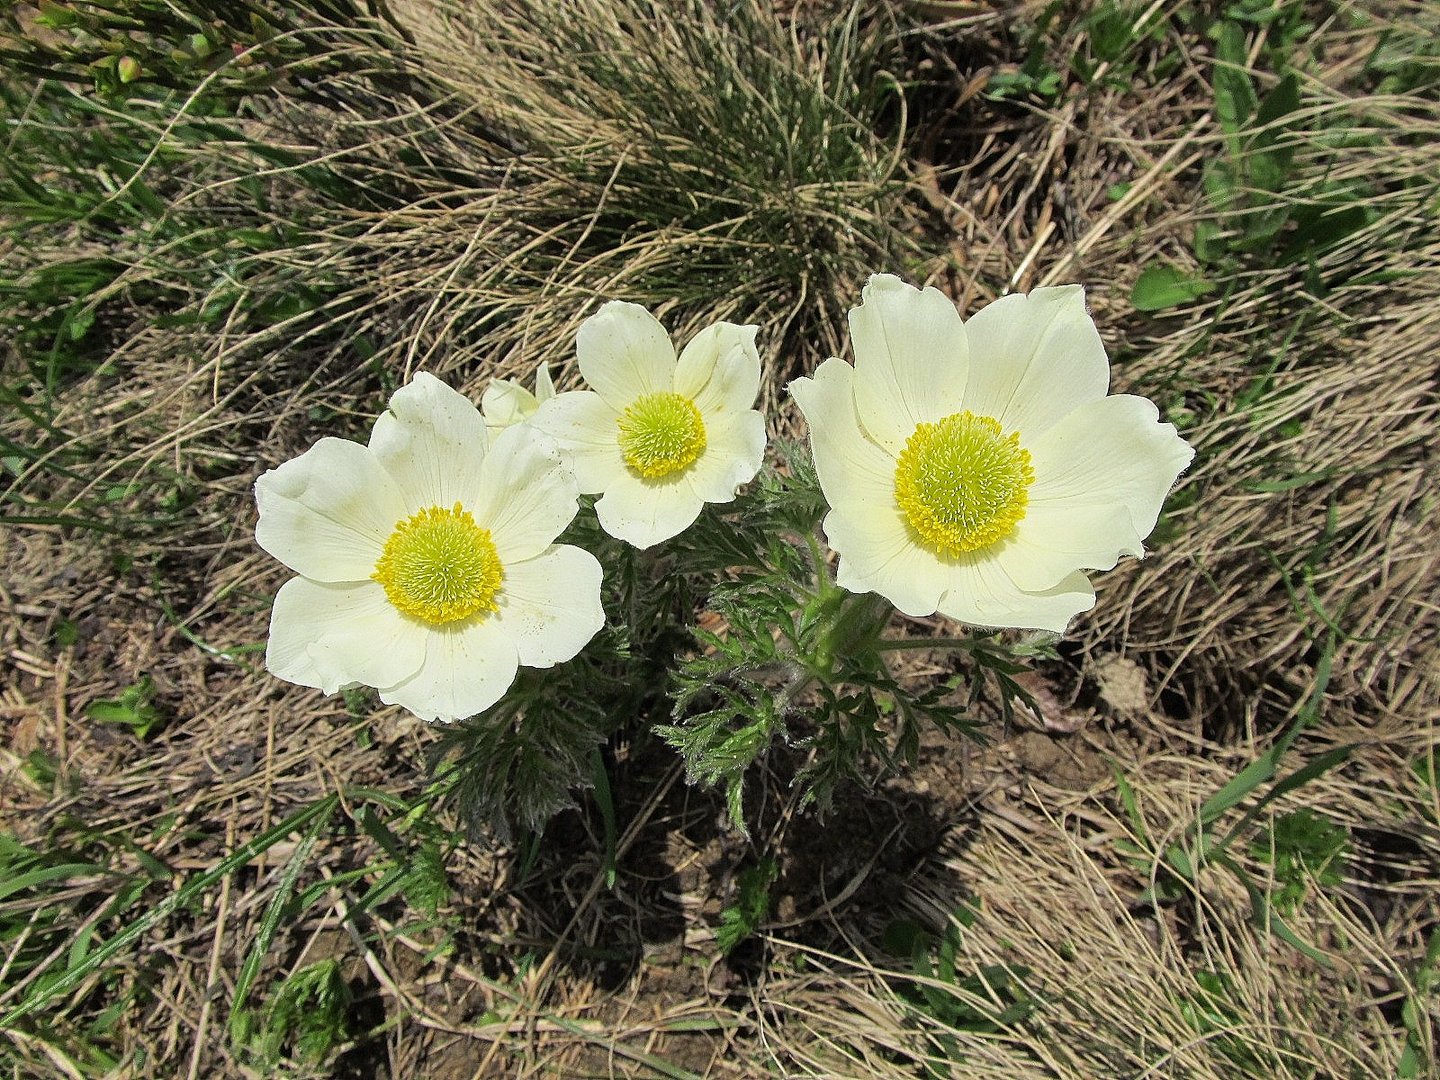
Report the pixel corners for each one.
[616,391,707,479]
[893,411,1034,557]
[372,503,503,625]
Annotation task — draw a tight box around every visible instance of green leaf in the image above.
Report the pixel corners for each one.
[0,861,107,904]
[86,676,166,739]
[1199,755,1278,826]
[1212,24,1257,137]
[1131,266,1216,311]
[1411,749,1439,791]
[589,749,618,890]
[1254,71,1300,130]
[1281,203,1374,261]
[1086,8,1132,63]
[1212,18,1249,68]
[229,820,326,1049]
[66,307,97,341]
[1164,843,1198,882]
[1214,744,1354,855]
[882,918,924,958]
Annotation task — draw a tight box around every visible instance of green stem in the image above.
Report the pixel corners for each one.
[776,664,817,712]
[812,592,893,673]
[803,528,838,600]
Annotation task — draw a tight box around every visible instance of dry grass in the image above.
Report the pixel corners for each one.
[1080,73,1440,737]
[2,0,1439,1076]
[751,733,1438,1079]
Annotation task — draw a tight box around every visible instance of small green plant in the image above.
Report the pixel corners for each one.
[1248,807,1348,915]
[984,2,1065,104]
[18,748,61,792]
[225,784,463,1065]
[0,825,164,1072]
[2,798,338,1037]
[1130,265,1217,313]
[1072,0,1174,89]
[1411,748,1439,826]
[1398,929,1440,1078]
[86,675,167,740]
[1132,3,1397,311]
[1365,14,1440,96]
[882,905,1035,1078]
[0,780,463,1072]
[714,856,778,956]
[354,799,455,923]
[1196,19,1308,264]
[4,0,399,101]
[254,959,353,1070]
[985,0,1174,104]
[1177,969,1287,1077]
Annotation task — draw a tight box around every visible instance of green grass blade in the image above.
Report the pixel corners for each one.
[0,795,338,1029]
[227,815,329,1048]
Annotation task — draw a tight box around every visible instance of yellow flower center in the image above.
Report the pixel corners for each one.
[372,503,503,625]
[616,391,707,479]
[893,411,1035,557]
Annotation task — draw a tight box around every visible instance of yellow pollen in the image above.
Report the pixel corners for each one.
[372,503,503,625]
[616,391,707,479]
[893,411,1035,557]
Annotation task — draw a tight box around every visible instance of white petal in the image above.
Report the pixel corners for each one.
[685,410,766,504]
[576,301,677,408]
[789,358,897,516]
[472,423,580,562]
[594,469,704,549]
[534,362,555,403]
[826,508,947,618]
[495,545,605,667]
[255,437,402,582]
[1025,393,1195,541]
[675,322,761,416]
[961,286,1110,439]
[369,372,489,511]
[936,558,1096,634]
[266,577,427,694]
[481,378,538,431]
[379,616,519,723]
[531,390,625,494]
[997,502,1141,592]
[847,274,968,453]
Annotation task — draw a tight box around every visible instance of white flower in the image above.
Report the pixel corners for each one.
[790,274,1194,634]
[533,301,767,549]
[481,362,555,434]
[254,373,605,723]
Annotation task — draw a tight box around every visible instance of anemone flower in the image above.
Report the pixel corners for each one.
[790,274,1194,633]
[533,301,767,549]
[255,373,604,722]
